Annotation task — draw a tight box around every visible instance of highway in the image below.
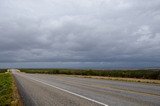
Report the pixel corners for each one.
[12,70,160,106]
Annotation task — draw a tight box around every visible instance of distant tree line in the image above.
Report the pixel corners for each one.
[0,69,7,73]
[20,68,160,80]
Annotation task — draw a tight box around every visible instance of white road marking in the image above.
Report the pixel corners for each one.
[17,73,108,106]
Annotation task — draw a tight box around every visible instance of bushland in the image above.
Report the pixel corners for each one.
[20,68,160,80]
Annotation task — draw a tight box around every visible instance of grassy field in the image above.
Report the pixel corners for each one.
[0,73,13,105]
[20,68,160,80]
[0,71,21,106]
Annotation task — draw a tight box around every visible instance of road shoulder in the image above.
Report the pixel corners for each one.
[12,73,24,106]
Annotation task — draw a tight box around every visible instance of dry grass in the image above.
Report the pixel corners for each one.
[68,75,160,84]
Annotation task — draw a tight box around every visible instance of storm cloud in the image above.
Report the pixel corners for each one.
[0,0,160,68]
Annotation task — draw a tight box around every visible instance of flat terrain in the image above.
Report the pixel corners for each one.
[13,70,160,106]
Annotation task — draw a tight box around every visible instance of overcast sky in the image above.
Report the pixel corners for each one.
[0,0,160,68]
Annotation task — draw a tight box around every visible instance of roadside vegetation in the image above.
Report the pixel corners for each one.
[0,69,7,73]
[20,68,160,80]
[0,70,22,106]
[0,72,13,105]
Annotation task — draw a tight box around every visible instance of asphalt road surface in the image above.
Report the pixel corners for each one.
[12,69,160,106]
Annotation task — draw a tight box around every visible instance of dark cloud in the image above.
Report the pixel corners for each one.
[0,0,160,68]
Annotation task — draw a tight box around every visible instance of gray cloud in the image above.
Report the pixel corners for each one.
[0,0,160,68]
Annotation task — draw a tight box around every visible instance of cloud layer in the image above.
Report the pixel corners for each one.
[0,0,160,68]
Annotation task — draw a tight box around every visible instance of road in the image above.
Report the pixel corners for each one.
[12,70,160,106]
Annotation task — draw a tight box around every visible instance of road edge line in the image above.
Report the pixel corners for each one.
[19,74,108,106]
